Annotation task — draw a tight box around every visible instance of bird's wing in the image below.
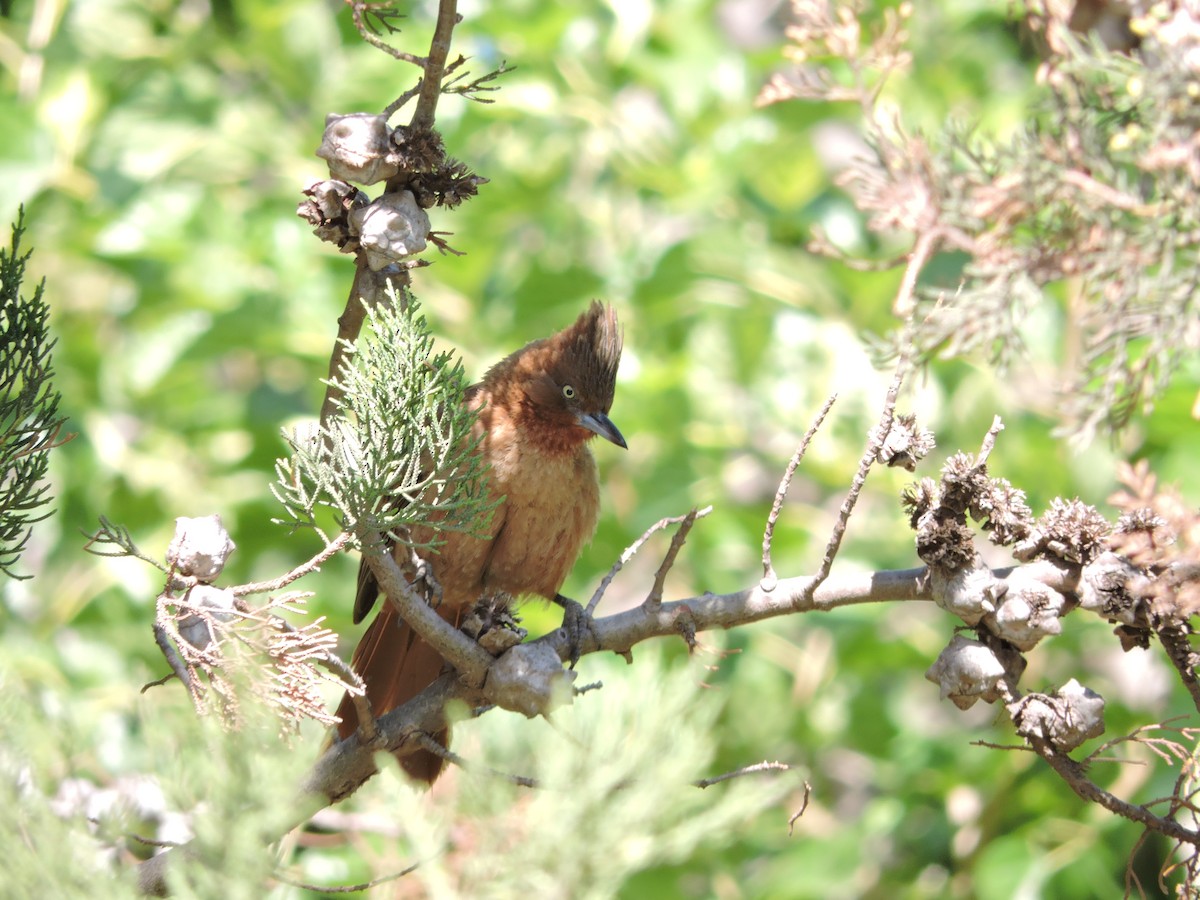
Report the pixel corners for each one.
[352,550,384,624]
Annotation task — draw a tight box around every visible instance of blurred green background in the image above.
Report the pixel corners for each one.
[3,0,1199,896]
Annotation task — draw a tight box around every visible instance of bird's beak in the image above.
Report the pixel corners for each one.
[577,410,627,449]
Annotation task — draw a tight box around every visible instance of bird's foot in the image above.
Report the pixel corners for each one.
[553,593,597,669]
[463,592,525,655]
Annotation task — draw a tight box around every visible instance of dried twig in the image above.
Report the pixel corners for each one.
[788,781,813,835]
[693,759,792,789]
[272,858,426,894]
[644,507,704,611]
[976,415,1004,467]
[346,1,424,65]
[761,393,837,591]
[414,732,540,788]
[586,508,712,616]
[799,345,911,608]
[233,533,352,597]
[410,0,458,131]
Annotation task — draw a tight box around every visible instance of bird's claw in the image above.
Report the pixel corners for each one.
[553,593,596,669]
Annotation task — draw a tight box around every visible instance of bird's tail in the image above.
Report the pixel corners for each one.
[334,600,461,784]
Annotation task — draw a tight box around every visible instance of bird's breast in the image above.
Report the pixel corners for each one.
[482,437,601,601]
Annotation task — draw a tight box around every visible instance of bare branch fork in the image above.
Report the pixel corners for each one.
[761,393,837,591]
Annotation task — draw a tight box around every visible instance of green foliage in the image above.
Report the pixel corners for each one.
[0,656,314,900]
[0,208,67,578]
[274,289,495,549]
[303,649,789,899]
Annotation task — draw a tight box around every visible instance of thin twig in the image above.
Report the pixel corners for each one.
[347,1,425,65]
[586,508,713,615]
[761,393,838,590]
[799,347,910,606]
[128,833,184,849]
[414,732,540,787]
[272,859,426,893]
[975,415,1004,467]
[384,82,423,118]
[152,621,201,712]
[788,781,813,835]
[644,507,705,611]
[232,533,352,596]
[139,672,174,692]
[693,759,792,788]
[892,227,940,318]
[410,0,458,131]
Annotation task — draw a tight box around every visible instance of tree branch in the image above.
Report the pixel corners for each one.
[762,394,837,590]
[362,530,494,686]
[135,553,1108,895]
[409,0,458,132]
[232,533,352,597]
[319,264,409,432]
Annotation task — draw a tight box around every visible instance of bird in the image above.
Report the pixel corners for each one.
[334,301,626,783]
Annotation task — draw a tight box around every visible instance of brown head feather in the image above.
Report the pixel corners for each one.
[478,303,624,453]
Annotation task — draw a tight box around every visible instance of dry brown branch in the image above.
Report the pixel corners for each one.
[586,509,712,615]
[693,760,793,789]
[644,507,703,611]
[362,528,494,686]
[138,547,1110,895]
[761,393,838,590]
[410,0,458,132]
[788,780,813,835]
[232,533,352,597]
[805,343,910,599]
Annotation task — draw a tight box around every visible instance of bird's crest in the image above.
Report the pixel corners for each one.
[549,301,622,410]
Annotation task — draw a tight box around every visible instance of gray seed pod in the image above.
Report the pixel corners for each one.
[167,515,235,581]
[348,190,431,270]
[1011,678,1105,751]
[316,112,401,186]
[983,571,1065,651]
[1078,551,1143,625]
[930,562,1003,626]
[177,584,237,650]
[925,634,1007,710]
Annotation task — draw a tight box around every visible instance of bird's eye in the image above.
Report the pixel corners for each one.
[561,384,577,400]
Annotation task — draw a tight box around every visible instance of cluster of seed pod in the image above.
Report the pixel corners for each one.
[885,417,1163,751]
[298,112,485,271]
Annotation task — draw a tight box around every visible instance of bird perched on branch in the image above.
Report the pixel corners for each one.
[335,302,626,783]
